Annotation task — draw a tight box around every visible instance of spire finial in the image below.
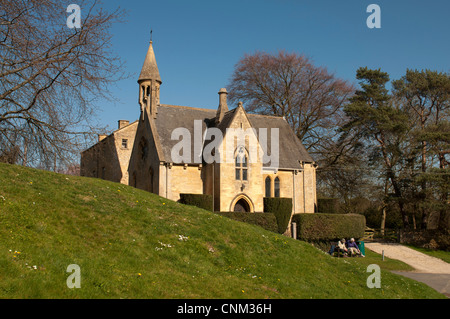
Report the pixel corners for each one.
[138,31,161,83]
[150,29,153,43]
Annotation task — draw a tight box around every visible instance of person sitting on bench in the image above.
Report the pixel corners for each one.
[337,238,348,256]
[347,238,364,257]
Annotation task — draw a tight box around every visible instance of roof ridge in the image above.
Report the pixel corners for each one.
[247,112,284,119]
[114,120,138,133]
[159,104,216,112]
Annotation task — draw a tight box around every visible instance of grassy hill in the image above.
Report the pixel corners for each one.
[0,163,445,299]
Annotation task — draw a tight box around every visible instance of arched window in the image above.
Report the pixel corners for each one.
[265,176,271,198]
[274,177,280,197]
[235,146,248,181]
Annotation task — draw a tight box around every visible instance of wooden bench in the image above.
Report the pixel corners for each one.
[329,241,365,257]
[329,241,347,257]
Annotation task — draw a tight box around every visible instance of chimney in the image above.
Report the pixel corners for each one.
[118,120,129,129]
[218,88,228,109]
[98,134,107,142]
[216,88,228,124]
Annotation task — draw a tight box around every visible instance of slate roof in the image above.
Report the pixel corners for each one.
[247,113,314,168]
[154,104,215,163]
[154,104,314,169]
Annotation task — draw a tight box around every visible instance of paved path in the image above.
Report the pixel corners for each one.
[365,242,450,297]
[365,243,450,274]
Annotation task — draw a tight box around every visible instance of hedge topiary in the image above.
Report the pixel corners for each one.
[216,212,278,233]
[291,213,366,241]
[179,193,213,211]
[263,197,293,234]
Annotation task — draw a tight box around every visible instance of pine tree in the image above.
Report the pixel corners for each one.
[342,67,410,228]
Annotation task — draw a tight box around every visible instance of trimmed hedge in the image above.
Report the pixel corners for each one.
[263,197,293,234]
[179,193,213,212]
[317,198,340,214]
[216,212,278,233]
[291,213,366,241]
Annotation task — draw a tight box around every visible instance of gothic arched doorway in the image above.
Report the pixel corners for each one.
[233,198,250,212]
[230,194,254,213]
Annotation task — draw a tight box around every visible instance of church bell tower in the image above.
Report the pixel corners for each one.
[138,34,162,119]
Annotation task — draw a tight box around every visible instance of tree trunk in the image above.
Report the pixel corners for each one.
[380,205,386,236]
[377,133,409,229]
[420,119,428,229]
[437,151,448,231]
[380,178,388,236]
[421,208,428,230]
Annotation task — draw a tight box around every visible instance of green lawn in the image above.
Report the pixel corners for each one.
[0,163,445,299]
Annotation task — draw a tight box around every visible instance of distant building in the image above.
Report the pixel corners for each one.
[80,39,317,217]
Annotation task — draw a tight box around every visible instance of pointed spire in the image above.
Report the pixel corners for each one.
[138,35,161,83]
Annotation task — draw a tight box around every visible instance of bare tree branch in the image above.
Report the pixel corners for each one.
[0,0,127,170]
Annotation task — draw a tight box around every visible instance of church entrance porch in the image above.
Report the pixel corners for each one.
[233,199,250,212]
[230,194,254,213]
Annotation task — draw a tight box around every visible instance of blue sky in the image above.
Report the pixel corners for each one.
[96,0,449,131]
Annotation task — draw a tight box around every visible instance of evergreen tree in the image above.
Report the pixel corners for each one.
[392,70,450,229]
[342,67,411,228]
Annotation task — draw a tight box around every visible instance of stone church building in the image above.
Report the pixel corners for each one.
[80,40,317,215]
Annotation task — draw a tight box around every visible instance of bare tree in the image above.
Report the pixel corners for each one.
[0,0,125,169]
[227,51,354,161]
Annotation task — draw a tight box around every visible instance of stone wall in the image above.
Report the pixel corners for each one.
[166,164,204,202]
[80,121,137,184]
[216,106,264,212]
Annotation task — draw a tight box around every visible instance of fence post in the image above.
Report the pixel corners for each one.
[291,222,297,239]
